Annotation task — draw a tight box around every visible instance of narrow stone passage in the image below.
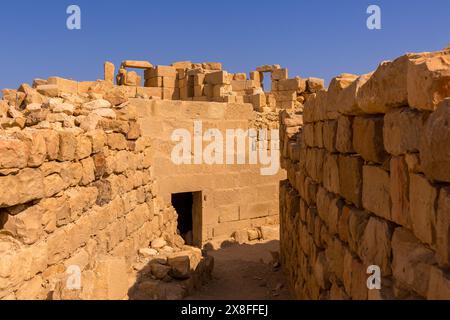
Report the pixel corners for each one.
[185,240,292,300]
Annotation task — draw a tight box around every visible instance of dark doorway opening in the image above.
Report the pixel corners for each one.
[171,192,202,247]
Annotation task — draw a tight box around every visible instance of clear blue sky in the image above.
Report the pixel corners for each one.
[0,0,448,89]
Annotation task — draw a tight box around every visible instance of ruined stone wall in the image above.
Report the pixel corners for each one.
[0,81,212,300]
[0,58,292,299]
[107,60,323,113]
[279,47,450,300]
[132,98,285,245]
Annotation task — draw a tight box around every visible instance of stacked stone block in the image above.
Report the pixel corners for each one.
[107,60,314,113]
[279,47,450,300]
[0,79,212,300]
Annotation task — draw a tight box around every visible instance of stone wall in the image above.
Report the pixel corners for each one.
[106,60,323,113]
[133,98,285,245]
[0,81,214,300]
[0,58,293,299]
[279,47,450,300]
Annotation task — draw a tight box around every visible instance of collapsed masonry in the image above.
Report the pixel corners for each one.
[280,47,450,299]
[0,59,324,300]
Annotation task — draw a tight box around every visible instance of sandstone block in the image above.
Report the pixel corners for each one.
[168,255,190,280]
[83,99,111,110]
[353,116,388,164]
[122,60,153,69]
[322,120,337,152]
[57,130,78,161]
[391,228,435,297]
[277,77,306,92]
[20,130,47,167]
[407,51,450,111]
[76,135,92,160]
[335,115,354,153]
[327,73,358,114]
[0,168,44,208]
[3,204,44,245]
[306,78,325,93]
[383,107,425,155]
[104,86,130,106]
[205,71,229,85]
[357,55,409,113]
[419,99,450,182]
[427,266,450,300]
[303,123,315,147]
[390,157,411,227]
[360,217,393,275]
[323,153,339,195]
[260,225,279,240]
[273,90,296,102]
[0,137,29,169]
[107,133,127,150]
[203,62,222,70]
[92,256,128,300]
[86,130,106,153]
[145,66,176,79]
[409,174,438,245]
[271,68,288,81]
[338,155,363,207]
[47,77,78,95]
[436,187,450,267]
[314,122,323,148]
[104,62,115,83]
[362,165,391,220]
[342,249,368,300]
[256,65,280,72]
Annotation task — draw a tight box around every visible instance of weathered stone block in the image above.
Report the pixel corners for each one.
[353,116,388,164]
[342,249,368,300]
[420,99,450,182]
[0,169,44,208]
[278,77,306,92]
[92,256,128,300]
[205,71,229,85]
[322,153,339,195]
[390,157,411,228]
[335,115,354,153]
[104,62,115,83]
[436,187,450,267]
[338,155,363,207]
[107,133,127,150]
[336,73,371,115]
[362,165,391,220]
[407,50,450,111]
[58,130,78,161]
[347,207,370,254]
[360,217,393,275]
[314,122,323,148]
[383,107,425,156]
[326,74,358,118]
[409,174,438,245]
[392,228,435,297]
[0,137,29,169]
[357,55,409,113]
[427,266,450,300]
[3,205,44,245]
[271,68,288,81]
[322,120,337,152]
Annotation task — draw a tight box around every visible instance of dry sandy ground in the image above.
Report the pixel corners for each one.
[185,240,292,300]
